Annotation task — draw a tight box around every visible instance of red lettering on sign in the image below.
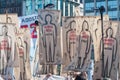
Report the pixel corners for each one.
[21,22,37,38]
[81,32,89,39]
[0,40,11,50]
[44,26,53,32]
[30,23,36,28]
[70,31,76,40]
[21,25,28,28]
[104,43,112,46]
[82,35,89,38]
[104,38,114,46]
[0,47,11,50]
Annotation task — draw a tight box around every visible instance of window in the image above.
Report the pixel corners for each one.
[85,0,94,3]
[108,11,118,20]
[65,1,68,16]
[70,3,73,16]
[108,1,117,11]
[96,2,105,8]
[80,0,82,3]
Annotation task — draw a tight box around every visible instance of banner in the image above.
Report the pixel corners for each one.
[19,14,38,39]
[93,15,110,79]
[0,14,19,80]
[38,9,61,74]
[76,16,96,72]
[62,17,78,72]
[93,17,120,79]
[62,16,96,72]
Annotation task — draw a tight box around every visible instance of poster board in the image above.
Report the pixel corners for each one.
[62,16,96,72]
[38,9,61,74]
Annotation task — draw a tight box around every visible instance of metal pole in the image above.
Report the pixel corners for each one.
[6,0,8,23]
[99,6,105,78]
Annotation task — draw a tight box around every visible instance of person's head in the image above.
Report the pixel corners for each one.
[106,27,113,37]
[70,20,76,30]
[2,25,8,35]
[45,14,52,23]
[82,20,89,31]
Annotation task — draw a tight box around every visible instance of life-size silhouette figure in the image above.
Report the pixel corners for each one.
[101,27,117,77]
[42,14,57,63]
[0,25,12,75]
[66,20,77,62]
[77,20,91,69]
[42,14,57,74]
[18,37,25,80]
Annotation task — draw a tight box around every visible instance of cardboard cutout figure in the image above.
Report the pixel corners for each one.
[42,14,57,74]
[101,27,117,77]
[108,21,119,80]
[62,17,78,72]
[66,20,76,62]
[93,15,110,80]
[93,20,119,80]
[77,20,91,69]
[42,14,57,63]
[62,16,94,73]
[0,14,20,80]
[38,9,61,74]
[23,28,31,80]
[17,37,25,80]
[13,27,20,80]
[93,15,109,62]
[0,25,12,75]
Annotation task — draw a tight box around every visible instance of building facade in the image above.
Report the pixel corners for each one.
[22,0,83,16]
[0,0,83,17]
[0,0,22,16]
[84,0,120,20]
